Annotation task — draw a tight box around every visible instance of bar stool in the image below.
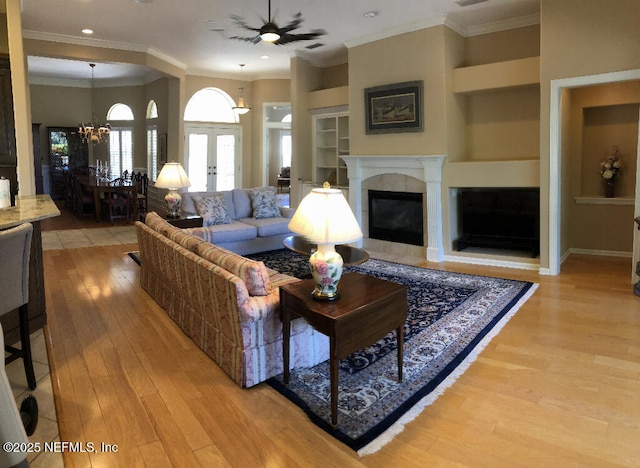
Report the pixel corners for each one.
[0,223,36,390]
[1,321,34,468]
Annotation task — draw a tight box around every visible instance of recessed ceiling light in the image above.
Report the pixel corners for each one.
[363,11,378,19]
[261,55,269,59]
[82,29,94,35]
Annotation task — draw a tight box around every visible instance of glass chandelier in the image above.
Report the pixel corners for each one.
[78,63,111,144]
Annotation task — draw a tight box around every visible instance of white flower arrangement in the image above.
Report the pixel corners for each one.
[600,146,623,181]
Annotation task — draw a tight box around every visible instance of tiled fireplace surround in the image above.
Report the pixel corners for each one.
[342,155,446,262]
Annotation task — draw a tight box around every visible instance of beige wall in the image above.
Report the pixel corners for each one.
[349,26,448,156]
[541,0,640,267]
[290,57,322,204]
[252,79,290,187]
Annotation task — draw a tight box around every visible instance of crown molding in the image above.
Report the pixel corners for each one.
[23,30,147,52]
[23,30,187,71]
[28,75,155,88]
[345,12,540,49]
[464,12,540,37]
[345,15,449,49]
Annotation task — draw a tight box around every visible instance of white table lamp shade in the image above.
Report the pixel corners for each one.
[288,185,362,244]
[155,162,191,218]
[155,162,191,190]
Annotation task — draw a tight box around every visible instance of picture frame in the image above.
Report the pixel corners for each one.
[364,81,423,134]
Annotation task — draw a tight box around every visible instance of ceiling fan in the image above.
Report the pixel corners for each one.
[228,0,326,46]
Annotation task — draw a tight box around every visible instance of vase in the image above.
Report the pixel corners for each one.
[604,180,615,198]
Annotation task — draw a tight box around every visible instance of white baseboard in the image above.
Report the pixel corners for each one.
[443,253,540,271]
[568,248,632,258]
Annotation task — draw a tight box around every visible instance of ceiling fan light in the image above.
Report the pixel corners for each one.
[259,23,280,42]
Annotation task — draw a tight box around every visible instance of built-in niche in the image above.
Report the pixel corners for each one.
[581,103,639,198]
[568,83,639,256]
[453,187,540,258]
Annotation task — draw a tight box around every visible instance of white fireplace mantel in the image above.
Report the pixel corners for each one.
[342,155,446,262]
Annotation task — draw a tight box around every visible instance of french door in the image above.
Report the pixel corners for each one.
[185,124,242,192]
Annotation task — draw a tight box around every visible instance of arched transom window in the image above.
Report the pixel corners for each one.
[184,87,237,123]
[107,103,134,176]
[146,100,158,119]
[107,103,134,120]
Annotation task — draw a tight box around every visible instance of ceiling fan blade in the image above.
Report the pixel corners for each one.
[275,29,327,45]
[228,34,262,44]
[279,13,303,34]
[230,15,261,33]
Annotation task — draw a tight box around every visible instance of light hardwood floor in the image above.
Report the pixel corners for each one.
[41,242,640,467]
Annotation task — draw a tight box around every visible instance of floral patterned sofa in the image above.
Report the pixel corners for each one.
[181,186,294,255]
[135,212,329,387]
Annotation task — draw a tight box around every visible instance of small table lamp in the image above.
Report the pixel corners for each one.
[288,182,363,300]
[154,162,191,218]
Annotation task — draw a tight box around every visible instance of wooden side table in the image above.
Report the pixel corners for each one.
[280,272,407,426]
[165,214,203,228]
[140,212,203,228]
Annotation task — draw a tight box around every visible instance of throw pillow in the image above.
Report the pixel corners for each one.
[248,187,281,219]
[192,194,232,227]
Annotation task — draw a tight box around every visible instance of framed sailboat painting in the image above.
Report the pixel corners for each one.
[365,81,423,134]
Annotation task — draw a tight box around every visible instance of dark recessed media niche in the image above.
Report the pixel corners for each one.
[455,187,540,257]
[368,190,424,246]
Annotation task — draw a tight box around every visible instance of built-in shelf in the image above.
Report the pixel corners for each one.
[307,86,349,110]
[453,56,540,94]
[575,196,634,205]
[312,112,349,186]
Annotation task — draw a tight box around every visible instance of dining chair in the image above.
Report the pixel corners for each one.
[135,172,148,216]
[102,184,137,223]
[0,223,36,391]
[73,173,95,218]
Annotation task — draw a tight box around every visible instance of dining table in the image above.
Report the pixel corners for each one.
[75,174,138,222]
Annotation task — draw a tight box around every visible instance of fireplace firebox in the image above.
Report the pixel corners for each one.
[368,190,424,246]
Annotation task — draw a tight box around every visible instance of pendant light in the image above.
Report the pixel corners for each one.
[233,64,251,115]
[78,63,111,144]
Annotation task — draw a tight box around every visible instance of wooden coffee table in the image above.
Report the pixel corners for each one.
[280,272,407,426]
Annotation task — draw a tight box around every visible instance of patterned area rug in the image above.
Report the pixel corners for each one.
[247,249,537,455]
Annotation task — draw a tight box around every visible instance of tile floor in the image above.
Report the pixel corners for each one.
[6,330,64,467]
[41,226,138,251]
[6,225,138,467]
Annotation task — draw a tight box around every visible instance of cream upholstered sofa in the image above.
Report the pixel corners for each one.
[135,212,329,387]
[180,186,294,255]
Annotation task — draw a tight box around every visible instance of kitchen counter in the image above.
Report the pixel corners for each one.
[0,194,60,229]
[1,194,60,347]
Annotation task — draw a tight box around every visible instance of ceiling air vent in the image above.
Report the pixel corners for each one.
[456,0,488,6]
[305,43,324,50]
